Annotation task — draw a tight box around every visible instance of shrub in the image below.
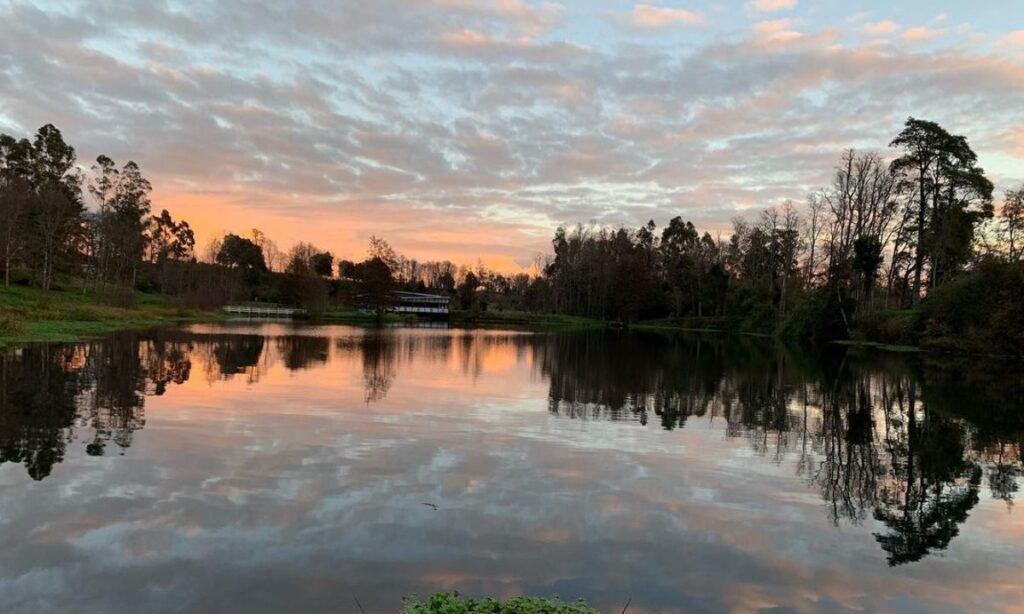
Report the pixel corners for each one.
[97,285,137,309]
[0,314,25,337]
[401,593,598,614]
[919,261,1024,356]
[858,309,922,346]
[779,286,853,345]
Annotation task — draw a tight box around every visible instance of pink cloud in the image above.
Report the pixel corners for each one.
[754,18,803,43]
[1000,31,1024,46]
[902,26,942,43]
[748,0,797,13]
[441,28,493,47]
[862,20,898,36]
[631,4,705,28]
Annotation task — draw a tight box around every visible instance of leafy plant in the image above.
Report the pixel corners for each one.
[401,592,598,614]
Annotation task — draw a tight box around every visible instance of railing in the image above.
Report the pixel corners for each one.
[223,305,307,318]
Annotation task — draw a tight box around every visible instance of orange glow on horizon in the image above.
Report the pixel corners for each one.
[154,185,535,275]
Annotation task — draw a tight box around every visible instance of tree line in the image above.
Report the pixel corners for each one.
[3,119,1021,349]
[532,118,1023,350]
[0,124,195,295]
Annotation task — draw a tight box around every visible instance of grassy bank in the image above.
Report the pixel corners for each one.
[0,284,223,347]
[317,307,419,325]
[448,310,605,331]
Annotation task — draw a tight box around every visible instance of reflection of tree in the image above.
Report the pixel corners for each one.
[536,330,1022,566]
[814,375,883,525]
[872,386,982,566]
[539,331,736,428]
[277,335,329,370]
[359,331,397,403]
[0,332,194,479]
[212,335,265,378]
[0,346,81,480]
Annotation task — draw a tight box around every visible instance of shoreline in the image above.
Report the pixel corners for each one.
[2,287,1017,360]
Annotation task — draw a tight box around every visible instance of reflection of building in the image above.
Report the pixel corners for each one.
[390,291,450,317]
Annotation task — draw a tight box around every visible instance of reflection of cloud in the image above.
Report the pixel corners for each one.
[1,325,1023,612]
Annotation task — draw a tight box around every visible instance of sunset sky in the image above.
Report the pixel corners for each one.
[1,1,1023,272]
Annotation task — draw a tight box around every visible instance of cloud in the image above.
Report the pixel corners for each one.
[748,0,797,13]
[1000,30,1024,47]
[753,18,803,43]
[630,4,705,28]
[0,1,1021,268]
[902,26,942,43]
[862,20,898,36]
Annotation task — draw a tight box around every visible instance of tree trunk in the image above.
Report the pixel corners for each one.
[911,168,927,306]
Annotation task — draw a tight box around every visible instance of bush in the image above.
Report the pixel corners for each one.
[858,309,922,346]
[401,593,598,614]
[0,314,25,337]
[779,286,853,345]
[919,261,1024,356]
[64,306,102,321]
[724,285,776,333]
[97,285,136,309]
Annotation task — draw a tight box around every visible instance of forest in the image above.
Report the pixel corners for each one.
[1,119,1022,354]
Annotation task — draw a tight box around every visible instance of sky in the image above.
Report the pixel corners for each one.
[1,1,1023,272]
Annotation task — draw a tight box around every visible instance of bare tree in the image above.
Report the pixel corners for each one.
[34,181,83,290]
[804,191,826,286]
[1004,187,1024,262]
[0,174,30,286]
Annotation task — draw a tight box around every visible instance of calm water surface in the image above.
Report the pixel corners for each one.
[1,323,1023,613]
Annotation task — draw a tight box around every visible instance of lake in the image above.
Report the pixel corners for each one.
[1,323,1022,613]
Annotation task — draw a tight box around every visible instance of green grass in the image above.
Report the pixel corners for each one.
[401,593,598,614]
[831,339,922,353]
[448,310,605,331]
[632,317,724,334]
[0,283,223,346]
[317,307,419,325]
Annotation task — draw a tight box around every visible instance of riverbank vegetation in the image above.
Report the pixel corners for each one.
[0,284,219,346]
[401,593,597,614]
[2,119,1022,354]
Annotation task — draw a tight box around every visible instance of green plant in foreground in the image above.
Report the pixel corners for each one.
[401,592,598,614]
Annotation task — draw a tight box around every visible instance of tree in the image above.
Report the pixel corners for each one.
[338,259,356,279]
[31,124,79,194]
[354,257,394,318]
[282,242,329,311]
[216,234,267,276]
[457,271,480,310]
[804,192,826,285]
[146,209,195,266]
[1003,187,1024,262]
[250,229,283,272]
[852,235,884,304]
[87,156,154,285]
[0,173,30,286]
[890,118,992,301]
[368,235,398,271]
[311,251,334,278]
[891,119,948,304]
[34,181,83,290]
[9,125,85,290]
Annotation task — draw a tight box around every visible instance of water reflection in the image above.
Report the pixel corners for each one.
[539,332,1024,565]
[0,334,192,478]
[1,325,1022,611]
